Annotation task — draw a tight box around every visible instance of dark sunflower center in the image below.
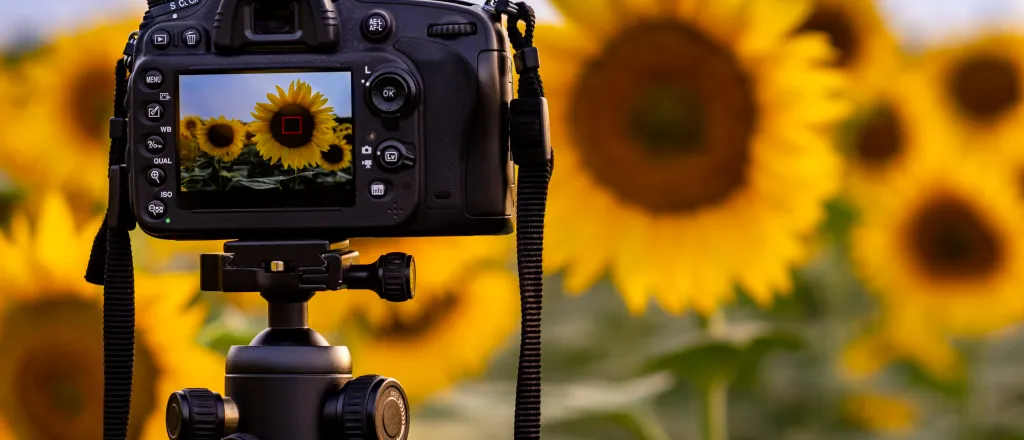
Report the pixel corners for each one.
[853,104,904,167]
[269,104,316,148]
[907,196,1003,280]
[322,144,347,164]
[572,22,756,213]
[798,6,859,67]
[0,298,157,440]
[370,294,460,339]
[73,67,114,144]
[949,55,1021,122]
[206,124,237,148]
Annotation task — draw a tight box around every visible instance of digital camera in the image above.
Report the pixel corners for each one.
[128,0,515,241]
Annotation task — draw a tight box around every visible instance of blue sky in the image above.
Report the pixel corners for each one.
[0,1,1022,50]
[179,72,352,121]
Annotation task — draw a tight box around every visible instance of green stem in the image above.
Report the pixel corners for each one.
[703,379,729,440]
[702,311,729,440]
[632,407,672,440]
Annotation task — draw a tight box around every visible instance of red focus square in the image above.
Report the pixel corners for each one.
[281,116,303,135]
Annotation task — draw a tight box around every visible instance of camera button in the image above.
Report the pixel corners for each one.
[376,141,415,171]
[147,168,166,187]
[151,30,171,49]
[145,136,165,155]
[144,70,164,89]
[370,181,388,199]
[369,74,410,114]
[146,103,165,122]
[363,12,392,40]
[182,28,202,48]
[146,200,167,220]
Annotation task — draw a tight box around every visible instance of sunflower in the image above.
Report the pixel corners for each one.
[313,267,519,403]
[250,80,337,170]
[912,34,1024,148]
[851,150,1024,336]
[843,392,919,436]
[179,138,201,169]
[299,236,514,402]
[0,191,223,440]
[842,65,953,198]
[795,0,899,102]
[0,19,139,213]
[839,310,962,382]
[540,0,850,315]
[318,124,354,171]
[180,115,205,140]
[196,116,246,162]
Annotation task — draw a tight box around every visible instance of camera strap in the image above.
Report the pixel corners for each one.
[84,32,139,440]
[500,2,553,439]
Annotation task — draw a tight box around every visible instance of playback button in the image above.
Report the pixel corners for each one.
[146,200,166,220]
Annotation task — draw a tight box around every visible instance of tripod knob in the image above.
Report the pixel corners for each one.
[344,253,416,303]
[166,389,238,440]
[323,375,410,440]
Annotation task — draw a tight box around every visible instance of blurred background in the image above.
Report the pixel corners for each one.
[6,0,1024,439]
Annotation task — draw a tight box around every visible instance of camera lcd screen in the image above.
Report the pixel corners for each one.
[176,71,355,210]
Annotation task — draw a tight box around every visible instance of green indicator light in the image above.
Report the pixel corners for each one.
[165,218,171,224]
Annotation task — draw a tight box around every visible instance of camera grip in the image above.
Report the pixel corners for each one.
[395,38,477,211]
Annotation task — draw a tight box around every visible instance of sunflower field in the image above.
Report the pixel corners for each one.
[7,0,1024,439]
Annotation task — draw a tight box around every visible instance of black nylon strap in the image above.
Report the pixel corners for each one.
[85,56,136,440]
[507,3,552,440]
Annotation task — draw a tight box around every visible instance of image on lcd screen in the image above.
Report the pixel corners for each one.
[177,71,354,209]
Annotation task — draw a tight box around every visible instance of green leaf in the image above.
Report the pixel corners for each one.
[645,324,806,388]
[230,178,282,190]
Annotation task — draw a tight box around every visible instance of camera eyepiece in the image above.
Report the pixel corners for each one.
[252,0,298,35]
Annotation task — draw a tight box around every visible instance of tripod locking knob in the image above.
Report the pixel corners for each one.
[344,253,416,303]
[166,389,238,440]
[323,375,410,440]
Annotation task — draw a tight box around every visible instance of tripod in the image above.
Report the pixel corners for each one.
[164,240,415,440]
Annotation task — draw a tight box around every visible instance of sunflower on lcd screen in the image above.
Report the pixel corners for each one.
[177,73,354,201]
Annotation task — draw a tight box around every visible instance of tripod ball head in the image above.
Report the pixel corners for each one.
[166,389,239,440]
[324,375,410,440]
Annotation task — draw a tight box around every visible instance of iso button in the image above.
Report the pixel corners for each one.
[146,200,166,220]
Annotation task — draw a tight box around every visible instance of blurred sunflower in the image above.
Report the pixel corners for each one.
[0,191,223,440]
[0,19,139,213]
[319,268,518,403]
[914,34,1024,146]
[843,392,919,436]
[839,310,962,382]
[180,115,205,140]
[540,0,849,315]
[196,116,246,162]
[251,80,337,170]
[302,236,515,402]
[318,124,354,171]
[178,138,201,169]
[795,0,899,102]
[842,67,949,198]
[851,151,1024,335]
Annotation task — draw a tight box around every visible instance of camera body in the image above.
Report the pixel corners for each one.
[128,0,515,241]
